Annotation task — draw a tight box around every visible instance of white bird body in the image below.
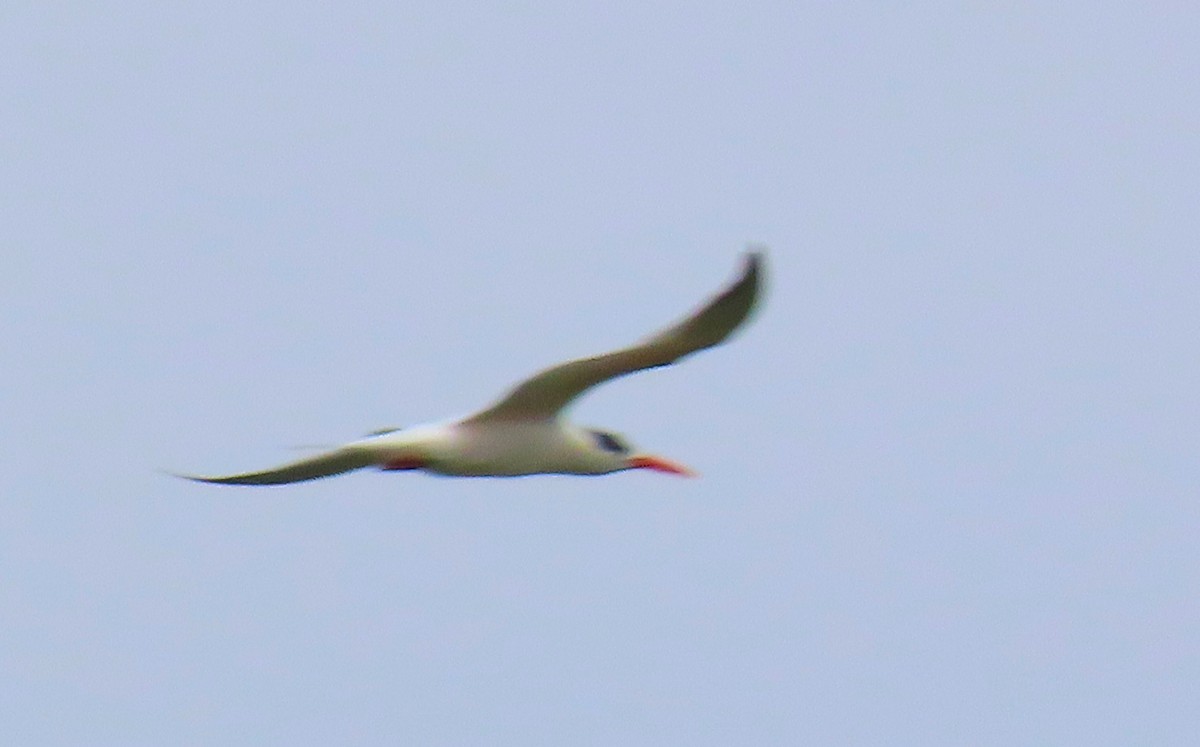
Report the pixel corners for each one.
[178,251,764,485]
[360,421,640,477]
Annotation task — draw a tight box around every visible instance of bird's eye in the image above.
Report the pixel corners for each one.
[590,430,630,454]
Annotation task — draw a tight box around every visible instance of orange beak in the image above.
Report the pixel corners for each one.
[626,454,698,477]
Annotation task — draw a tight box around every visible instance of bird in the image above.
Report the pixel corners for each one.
[177,250,764,485]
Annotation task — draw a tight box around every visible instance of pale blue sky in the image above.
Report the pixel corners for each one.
[3,2,1198,744]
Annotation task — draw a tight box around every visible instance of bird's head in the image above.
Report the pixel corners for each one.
[582,428,696,477]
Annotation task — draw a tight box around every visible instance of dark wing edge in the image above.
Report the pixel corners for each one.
[170,446,377,486]
[464,250,765,422]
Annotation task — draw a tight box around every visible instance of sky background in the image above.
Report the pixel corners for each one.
[3,2,1198,744]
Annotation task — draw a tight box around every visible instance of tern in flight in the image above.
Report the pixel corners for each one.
[179,251,764,485]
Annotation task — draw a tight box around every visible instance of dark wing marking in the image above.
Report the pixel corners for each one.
[173,446,376,486]
[464,251,764,423]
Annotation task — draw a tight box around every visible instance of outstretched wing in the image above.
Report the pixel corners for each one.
[464,251,764,423]
[173,445,376,485]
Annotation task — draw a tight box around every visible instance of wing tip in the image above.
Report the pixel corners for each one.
[741,245,767,278]
[726,245,766,311]
[163,469,267,486]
